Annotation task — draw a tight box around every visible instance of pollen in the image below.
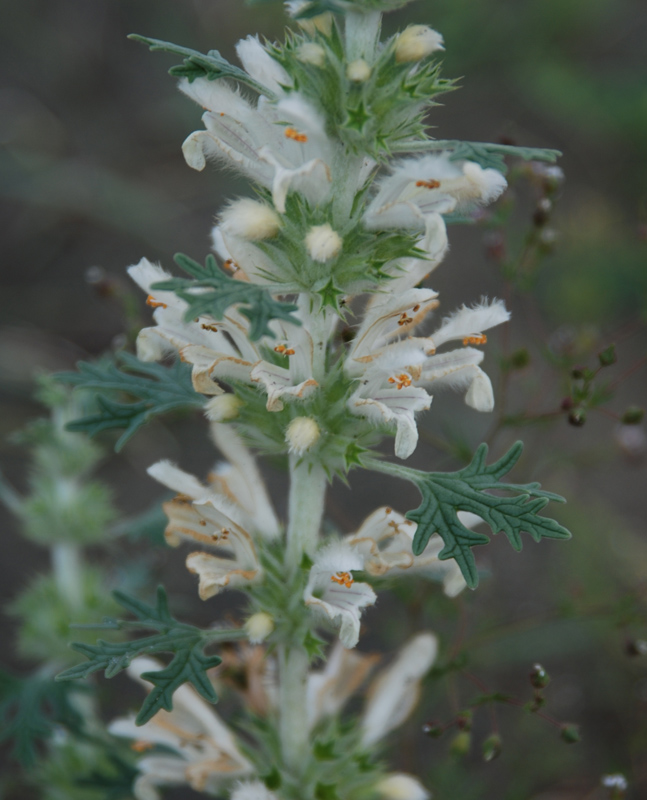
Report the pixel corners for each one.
[463,334,488,346]
[274,344,295,356]
[416,179,441,189]
[285,127,308,143]
[146,295,167,309]
[131,741,154,753]
[201,323,219,332]
[398,312,414,326]
[223,259,238,272]
[331,571,354,588]
[388,373,412,390]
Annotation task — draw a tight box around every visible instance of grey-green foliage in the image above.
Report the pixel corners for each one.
[57,587,245,725]
[398,139,563,173]
[152,253,301,340]
[58,352,204,451]
[0,669,83,766]
[8,567,123,664]
[371,442,571,589]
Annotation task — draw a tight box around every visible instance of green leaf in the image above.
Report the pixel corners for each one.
[57,352,203,451]
[369,442,571,589]
[128,35,275,96]
[394,139,562,173]
[152,253,301,341]
[57,587,244,726]
[0,670,84,765]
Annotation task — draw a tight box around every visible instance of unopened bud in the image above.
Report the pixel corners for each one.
[559,723,581,744]
[221,198,281,241]
[482,733,502,762]
[449,731,471,757]
[529,663,550,689]
[245,612,274,644]
[347,59,371,82]
[395,25,444,63]
[287,2,333,36]
[621,406,644,425]
[297,43,326,67]
[568,408,587,427]
[285,417,320,455]
[205,394,244,422]
[375,774,429,800]
[305,223,342,262]
[598,344,617,367]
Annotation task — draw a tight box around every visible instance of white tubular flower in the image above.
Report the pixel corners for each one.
[346,506,478,596]
[179,78,334,214]
[347,58,371,83]
[128,258,319,412]
[364,154,507,232]
[395,25,444,63]
[245,612,275,644]
[109,657,252,800]
[346,292,509,458]
[305,223,343,262]
[375,774,430,800]
[306,641,380,730]
[385,212,448,294]
[147,461,263,598]
[230,781,281,800]
[210,424,281,539]
[235,36,292,96]
[221,198,282,241]
[285,416,320,455]
[361,633,437,747]
[304,542,377,648]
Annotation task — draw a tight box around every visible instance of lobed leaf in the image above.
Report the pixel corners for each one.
[57,352,203,451]
[57,587,244,725]
[152,253,301,341]
[394,139,562,173]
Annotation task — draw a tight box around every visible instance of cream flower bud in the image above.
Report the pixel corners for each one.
[221,198,281,241]
[375,774,430,800]
[245,612,275,644]
[347,58,371,83]
[305,223,342,262]
[297,42,326,67]
[286,3,333,36]
[204,394,244,422]
[395,25,444,63]
[285,416,320,455]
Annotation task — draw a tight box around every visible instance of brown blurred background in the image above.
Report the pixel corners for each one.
[1,1,646,798]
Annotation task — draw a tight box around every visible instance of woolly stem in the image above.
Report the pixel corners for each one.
[51,542,84,609]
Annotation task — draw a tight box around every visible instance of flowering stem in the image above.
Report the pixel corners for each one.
[345,10,381,62]
[285,455,327,571]
[279,643,311,773]
[51,542,83,609]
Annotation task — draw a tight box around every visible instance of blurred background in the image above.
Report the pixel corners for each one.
[1,0,646,798]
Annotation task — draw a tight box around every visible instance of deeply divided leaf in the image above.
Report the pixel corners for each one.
[151,253,301,341]
[57,352,203,451]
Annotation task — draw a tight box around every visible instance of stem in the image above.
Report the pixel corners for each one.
[279,456,327,773]
[345,10,381,62]
[286,456,327,571]
[51,542,84,609]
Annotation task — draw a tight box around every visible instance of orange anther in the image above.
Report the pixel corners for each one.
[132,741,154,753]
[201,323,219,332]
[385,507,392,514]
[463,334,488,346]
[146,295,167,309]
[413,304,420,312]
[415,179,441,189]
[331,571,354,588]
[398,312,414,326]
[223,259,238,271]
[199,520,207,527]
[388,373,412,390]
[274,345,295,356]
[284,127,308,143]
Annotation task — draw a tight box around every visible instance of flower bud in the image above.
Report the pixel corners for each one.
[621,406,645,425]
[297,42,326,67]
[285,416,320,455]
[245,612,274,644]
[450,731,471,757]
[529,663,550,689]
[559,723,581,744]
[482,733,502,762]
[598,343,617,367]
[395,25,444,64]
[347,58,371,83]
[286,2,333,36]
[221,198,281,241]
[205,394,244,422]
[375,774,430,800]
[305,223,342,262]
